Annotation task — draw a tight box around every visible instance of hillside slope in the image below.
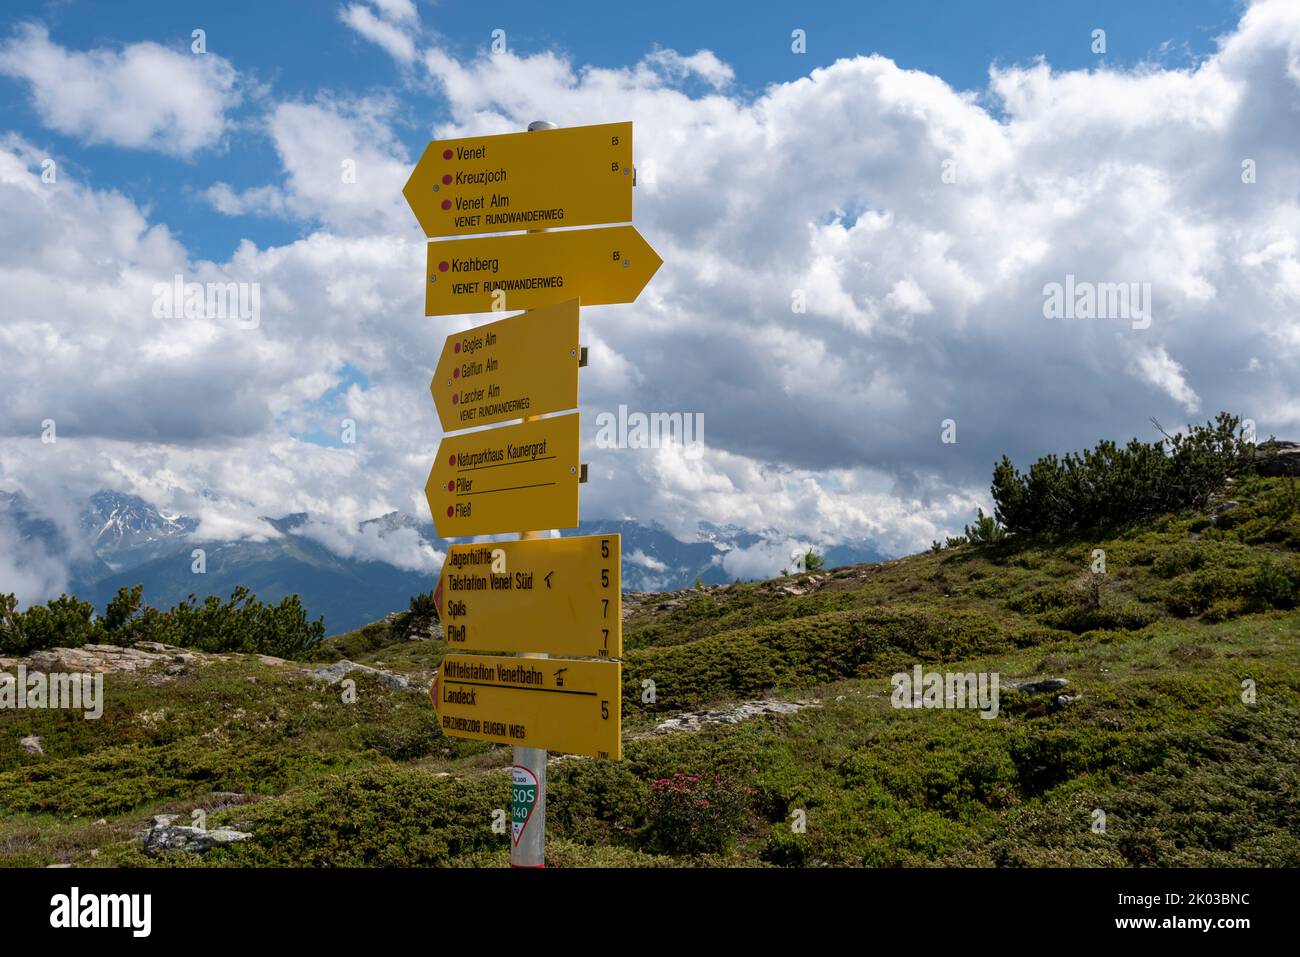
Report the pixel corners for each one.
[1,474,1297,867]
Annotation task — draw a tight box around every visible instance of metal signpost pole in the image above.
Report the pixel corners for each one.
[510,119,558,870]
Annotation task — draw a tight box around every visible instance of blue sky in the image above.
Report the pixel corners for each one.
[3,0,1243,262]
[2,0,1298,598]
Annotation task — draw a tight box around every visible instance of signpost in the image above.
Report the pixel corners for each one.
[431,653,622,760]
[423,412,580,538]
[434,533,622,658]
[425,225,661,317]
[404,122,633,238]
[405,118,659,867]
[431,299,580,432]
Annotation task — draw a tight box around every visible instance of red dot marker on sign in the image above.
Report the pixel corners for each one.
[447,481,454,492]
[452,394,458,405]
[442,149,452,160]
[441,199,451,210]
[446,506,453,518]
[453,367,459,378]
[439,261,449,272]
[442,174,452,185]
[449,455,456,466]
[454,342,461,353]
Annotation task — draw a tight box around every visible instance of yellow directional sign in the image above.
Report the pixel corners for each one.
[425,226,661,317]
[435,533,621,658]
[404,122,633,239]
[425,413,580,538]
[432,654,621,759]
[432,299,579,432]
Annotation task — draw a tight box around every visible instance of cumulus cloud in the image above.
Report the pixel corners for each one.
[299,519,442,573]
[0,23,239,157]
[203,96,414,234]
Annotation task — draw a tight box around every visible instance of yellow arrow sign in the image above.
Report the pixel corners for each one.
[435,533,621,658]
[425,226,661,317]
[432,654,621,759]
[432,299,579,433]
[404,122,633,239]
[425,413,580,538]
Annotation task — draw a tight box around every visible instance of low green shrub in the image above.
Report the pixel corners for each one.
[642,772,752,855]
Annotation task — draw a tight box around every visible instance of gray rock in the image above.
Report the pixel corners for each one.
[27,643,169,676]
[1253,441,1300,478]
[652,698,819,735]
[133,642,174,653]
[143,823,251,856]
[306,660,410,690]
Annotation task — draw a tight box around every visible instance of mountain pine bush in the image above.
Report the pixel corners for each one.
[963,508,1005,544]
[0,585,324,658]
[990,412,1255,537]
[0,592,98,655]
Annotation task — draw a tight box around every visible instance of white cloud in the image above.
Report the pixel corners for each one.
[299,518,442,573]
[0,513,69,607]
[369,0,418,24]
[202,182,289,217]
[1129,344,1202,414]
[340,3,418,64]
[643,49,734,89]
[625,549,667,572]
[203,96,414,234]
[886,277,934,316]
[0,23,239,157]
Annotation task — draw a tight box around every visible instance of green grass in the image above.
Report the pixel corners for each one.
[2,477,1297,867]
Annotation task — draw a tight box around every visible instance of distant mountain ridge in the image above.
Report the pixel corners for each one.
[0,490,887,635]
[81,490,198,570]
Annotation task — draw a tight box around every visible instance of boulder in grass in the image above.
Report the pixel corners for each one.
[143,820,251,856]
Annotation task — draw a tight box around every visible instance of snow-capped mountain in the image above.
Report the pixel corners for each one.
[79,490,198,569]
[1,490,889,635]
[360,511,427,536]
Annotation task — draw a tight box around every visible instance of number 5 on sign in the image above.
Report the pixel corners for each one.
[434,534,622,658]
[433,654,622,759]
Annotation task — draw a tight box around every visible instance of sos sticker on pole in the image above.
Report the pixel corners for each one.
[511,766,540,846]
